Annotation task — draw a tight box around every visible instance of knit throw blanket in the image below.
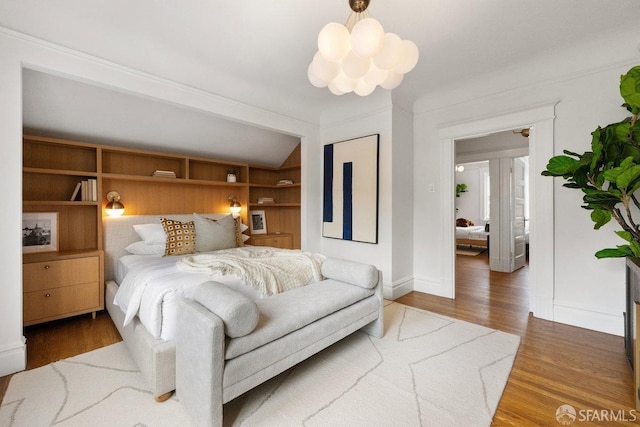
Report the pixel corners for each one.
[177,247,325,296]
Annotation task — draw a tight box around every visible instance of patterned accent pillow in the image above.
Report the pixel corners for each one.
[160,218,196,256]
[234,216,245,247]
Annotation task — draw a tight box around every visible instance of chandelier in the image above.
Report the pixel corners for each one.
[308,0,419,96]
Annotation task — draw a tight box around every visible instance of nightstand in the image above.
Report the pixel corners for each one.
[249,233,293,249]
[23,252,104,326]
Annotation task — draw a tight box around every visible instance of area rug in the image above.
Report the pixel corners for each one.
[0,302,520,427]
[456,246,486,256]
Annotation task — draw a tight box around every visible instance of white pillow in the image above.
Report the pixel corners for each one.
[125,241,165,255]
[133,223,166,245]
[193,213,237,252]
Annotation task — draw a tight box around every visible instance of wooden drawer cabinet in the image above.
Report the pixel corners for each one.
[23,255,103,326]
[250,233,293,249]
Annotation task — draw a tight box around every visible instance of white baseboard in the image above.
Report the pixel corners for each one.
[411,276,453,299]
[385,276,414,300]
[554,303,623,336]
[0,337,26,376]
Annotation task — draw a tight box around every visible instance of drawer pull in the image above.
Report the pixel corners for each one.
[45,293,51,298]
[44,265,51,270]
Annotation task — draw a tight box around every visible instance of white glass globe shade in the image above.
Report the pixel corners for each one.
[332,70,357,93]
[342,51,371,79]
[354,80,376,96]
[328,81,346,95]
[311,51,340,83]
[373,33,403,70]
[350,18,384,58]
[362,63,388,86]
[308,63,328,88]
[380,71,404,89]
[318,23,351,62]
[393,40,419,74]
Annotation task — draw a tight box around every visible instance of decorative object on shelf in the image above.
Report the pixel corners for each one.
[105,191,125,217]
[307,0,418,96]
[152,170,177,178]
[277,179,294,186]
[257,197,275,204]
[227,170,238,183]
[22,212,58,253]
[323,134,379,244]
[228,195,242,217]
[249,210,267,235]
[542,65,640,258]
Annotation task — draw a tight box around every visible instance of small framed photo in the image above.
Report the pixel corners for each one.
[23,212,59,253]
[249,210,267,234]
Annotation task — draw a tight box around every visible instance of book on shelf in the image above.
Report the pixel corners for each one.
[257,197,275,204]
[277,179,294,186]
[76,179,98,201]
[70,182,82,201]
[152,170,177,178]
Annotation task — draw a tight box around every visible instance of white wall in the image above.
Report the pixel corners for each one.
[319,107,396,297]
[412,27,640,335]
[454,161,488,225]
[0,28,319,376]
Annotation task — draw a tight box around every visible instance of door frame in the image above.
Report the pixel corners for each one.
[439,102,557,320]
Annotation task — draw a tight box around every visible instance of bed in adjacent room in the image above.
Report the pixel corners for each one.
[455,224,489,248]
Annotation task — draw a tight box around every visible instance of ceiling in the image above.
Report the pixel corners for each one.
[3,0,640,164]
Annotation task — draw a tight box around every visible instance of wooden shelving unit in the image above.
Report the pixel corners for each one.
[22,135,302,325]
[248,144,301,248]
[23,136,104,325]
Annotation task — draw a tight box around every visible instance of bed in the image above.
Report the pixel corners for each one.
[103,213,323,401]
[455,225,489,248]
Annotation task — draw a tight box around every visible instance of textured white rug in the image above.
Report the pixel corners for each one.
[1,302,520,426]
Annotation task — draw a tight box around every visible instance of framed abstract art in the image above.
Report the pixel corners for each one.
[323,134,379,244]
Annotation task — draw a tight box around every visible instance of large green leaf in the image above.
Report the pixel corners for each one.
[591,209,611,229]
[543,155,578,176]
[595,246,634,258]
[582,191,622,206]
[615,121,632,143]
[620,66,640,111]
[616,164,640,190]
[616,230,633,242]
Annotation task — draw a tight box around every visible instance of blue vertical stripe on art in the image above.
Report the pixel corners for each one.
[323,144,334,222]
[343,162,353,240]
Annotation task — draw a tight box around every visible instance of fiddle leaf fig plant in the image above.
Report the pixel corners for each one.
[542,65,640,258]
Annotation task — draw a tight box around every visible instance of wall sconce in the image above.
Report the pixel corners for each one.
[105,191,125,217]
[455,165,465,172]
[228,195,242,218]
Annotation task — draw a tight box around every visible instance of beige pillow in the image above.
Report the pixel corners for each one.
[160,218,196,256]
[193,213,237,252]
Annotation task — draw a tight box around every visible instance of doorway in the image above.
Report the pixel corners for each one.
[455,130,529,273]
[438,103,557,321]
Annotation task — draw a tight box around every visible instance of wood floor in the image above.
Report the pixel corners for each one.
[1,254,637,426]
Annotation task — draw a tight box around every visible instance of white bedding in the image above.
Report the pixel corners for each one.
[455,225,488,241]
[113,247,322,341]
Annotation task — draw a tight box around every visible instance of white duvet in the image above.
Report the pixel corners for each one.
[455,225,488,240]
[113,247,323,341]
